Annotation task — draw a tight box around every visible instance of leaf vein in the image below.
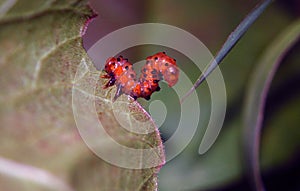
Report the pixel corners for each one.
[31,36,81,89]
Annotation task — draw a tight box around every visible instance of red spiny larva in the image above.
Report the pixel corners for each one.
[101,52,179,101]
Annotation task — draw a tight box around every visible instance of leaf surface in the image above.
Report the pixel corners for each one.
[0,1,164,190]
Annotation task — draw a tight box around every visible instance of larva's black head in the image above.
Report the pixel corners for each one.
[104,57,117,74]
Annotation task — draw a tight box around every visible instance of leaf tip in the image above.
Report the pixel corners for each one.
[80,4,98,37]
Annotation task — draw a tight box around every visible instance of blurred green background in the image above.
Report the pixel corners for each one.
[83,0,300,190]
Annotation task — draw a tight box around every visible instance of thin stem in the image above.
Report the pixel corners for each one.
[180,0,273,104]
[243,19,300,191]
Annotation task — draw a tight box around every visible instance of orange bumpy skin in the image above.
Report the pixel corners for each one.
[101,52,179,101]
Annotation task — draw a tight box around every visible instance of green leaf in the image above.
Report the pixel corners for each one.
[0,1,164,191]
[159,119,243,190]
[261,95,300,169]
[243,19,300,189]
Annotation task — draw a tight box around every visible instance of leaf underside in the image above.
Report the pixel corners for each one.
[0,1,164,191]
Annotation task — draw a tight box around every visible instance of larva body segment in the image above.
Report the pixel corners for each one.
[102,52,179,101]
